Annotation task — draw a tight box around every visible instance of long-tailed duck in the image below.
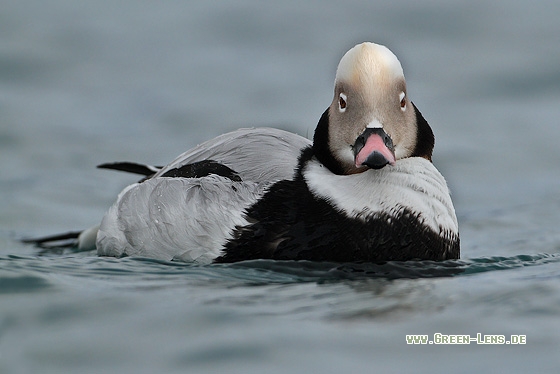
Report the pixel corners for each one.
[26,42,459,263]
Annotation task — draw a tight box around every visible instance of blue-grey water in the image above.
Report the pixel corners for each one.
[2,1,560,373]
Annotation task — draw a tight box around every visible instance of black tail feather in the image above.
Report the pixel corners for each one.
[97,162,162,176]
[22,231,81,248]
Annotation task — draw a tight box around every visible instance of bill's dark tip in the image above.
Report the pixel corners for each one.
[363,151,390,169]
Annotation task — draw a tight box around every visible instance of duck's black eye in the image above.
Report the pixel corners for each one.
[339,93,347,112]
[399,92,406,111]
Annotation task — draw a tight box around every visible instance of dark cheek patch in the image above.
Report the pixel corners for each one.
[410,102,435,161]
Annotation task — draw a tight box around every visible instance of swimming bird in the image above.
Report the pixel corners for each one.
[25,42,459,263]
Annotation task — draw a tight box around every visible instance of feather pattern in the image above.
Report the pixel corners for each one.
[27,42,460,264]
[96,128,310,263]
[303,156,458,235]
[97,176,265,263]
[154,127,310,182]
[217,149,459,263]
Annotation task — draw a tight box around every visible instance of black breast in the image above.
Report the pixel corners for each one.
[215,177,459,264]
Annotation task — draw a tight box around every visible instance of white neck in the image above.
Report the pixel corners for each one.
[302,157,458,236]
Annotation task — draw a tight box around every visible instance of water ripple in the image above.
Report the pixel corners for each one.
[3,252,558,292]
[228,252,560,283]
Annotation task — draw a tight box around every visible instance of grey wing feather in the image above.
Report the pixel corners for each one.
[97,176,265,263]
[96,128,310,262]
[154,127,311,182]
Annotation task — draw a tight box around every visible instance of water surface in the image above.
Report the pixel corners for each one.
[2,1,560,373]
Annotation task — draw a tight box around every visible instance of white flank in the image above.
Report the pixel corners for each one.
[95,128,309,263]
[97,176,265,264]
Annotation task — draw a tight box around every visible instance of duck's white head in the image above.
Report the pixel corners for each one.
[313,42,434,175]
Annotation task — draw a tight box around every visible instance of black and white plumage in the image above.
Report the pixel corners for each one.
[96,127,311,263]
[27,42,459,263]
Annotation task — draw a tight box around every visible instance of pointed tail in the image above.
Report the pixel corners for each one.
[22,225,99,252]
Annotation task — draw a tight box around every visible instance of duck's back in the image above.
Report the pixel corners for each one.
[155,127,311,182]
